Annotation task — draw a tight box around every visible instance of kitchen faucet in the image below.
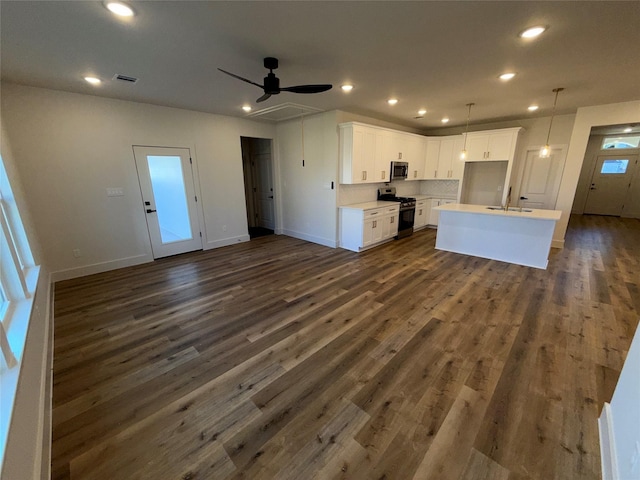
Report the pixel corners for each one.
[504,187,512,212]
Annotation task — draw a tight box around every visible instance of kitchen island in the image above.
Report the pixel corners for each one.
[433,203,562,269]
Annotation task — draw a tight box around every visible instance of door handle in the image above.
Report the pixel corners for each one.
[268,196,273,199]
[520,196,528,200]
[146,209,157,213]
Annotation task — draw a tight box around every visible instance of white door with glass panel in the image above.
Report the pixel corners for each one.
[584,154,639,216]
[133,146,202,258]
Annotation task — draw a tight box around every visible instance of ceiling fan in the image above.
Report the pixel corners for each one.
[218,57,332,103]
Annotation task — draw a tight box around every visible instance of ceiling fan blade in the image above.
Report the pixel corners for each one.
[217,68,263,88]
[256,93,272,103]
[280,84,333,94]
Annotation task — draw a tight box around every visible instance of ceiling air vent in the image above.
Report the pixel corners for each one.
[114,74,138,84]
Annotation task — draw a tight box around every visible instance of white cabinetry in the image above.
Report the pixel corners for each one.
[427,198,456,226]
[436,136,465,179]
[424,138,440,180]
[414,199,428,230]
[340,203,400,252]
[340,122,427,183]
[463,128,520,162]
[340,123,388,184]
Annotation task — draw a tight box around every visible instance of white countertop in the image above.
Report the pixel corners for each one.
[339,200,399,210]
[434,203,562,221]
[414,194,457,200]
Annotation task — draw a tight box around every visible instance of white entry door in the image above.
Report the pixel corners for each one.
[584,154,639,216]
[133,146,202,258]
[255,151,275,230]
[518,146,565,209]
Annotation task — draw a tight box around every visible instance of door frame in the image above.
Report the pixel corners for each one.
[133,144,206,257]
[240,137,276,234]
[584,152,639,216]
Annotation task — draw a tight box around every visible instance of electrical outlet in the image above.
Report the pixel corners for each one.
[72,249,81,258]
[222,225,227,232]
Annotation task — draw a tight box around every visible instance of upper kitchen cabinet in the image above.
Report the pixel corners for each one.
[435,135,465,179]
[403,134,427,180]
[463,128,522,162]
[340,122,427,184]
[340,123,387,184]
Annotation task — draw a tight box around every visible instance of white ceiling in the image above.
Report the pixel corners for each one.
[2,1,639,131]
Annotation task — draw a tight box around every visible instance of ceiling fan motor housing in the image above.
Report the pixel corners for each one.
[264,73,280,94]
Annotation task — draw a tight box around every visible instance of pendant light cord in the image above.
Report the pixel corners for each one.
[462,103,474,150]
[545,88,564,146]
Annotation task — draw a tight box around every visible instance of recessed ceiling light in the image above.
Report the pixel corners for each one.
[341,84,354,92]
[519,26,547,39]
[624,127,632,133]
[84,76,101,85]
[388,98,398,105]
[242,105,252,112]
[499,72,516,81]
[528,105,539,111]
[441,117,450,124]
[104,1,135,17]
[418,109,427,115]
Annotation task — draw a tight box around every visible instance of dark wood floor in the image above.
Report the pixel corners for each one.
[51,214,640,480]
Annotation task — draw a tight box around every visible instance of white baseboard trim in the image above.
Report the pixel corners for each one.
[204,234,250,250]
[551,238,565,249]
[50,253,152,282]
[281,229,337,248]
[599,402,619,480]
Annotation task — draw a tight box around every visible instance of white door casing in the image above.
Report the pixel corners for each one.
[133,146,202,259]
[584,154,639,216]
[518,146,566,210]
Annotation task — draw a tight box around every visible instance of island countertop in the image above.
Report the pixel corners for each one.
[434,203,562,221]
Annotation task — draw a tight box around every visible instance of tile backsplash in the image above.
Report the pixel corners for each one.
[338,179,459,205]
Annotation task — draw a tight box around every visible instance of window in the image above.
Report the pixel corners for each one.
[601,135,640,149]
[600,159,630,174]
[0,154,39,469]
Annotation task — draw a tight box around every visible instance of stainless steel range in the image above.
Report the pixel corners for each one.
[377,187,416,239]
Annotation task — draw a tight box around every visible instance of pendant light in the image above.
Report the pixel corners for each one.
[460,102,475,160]
[539,87,564,158]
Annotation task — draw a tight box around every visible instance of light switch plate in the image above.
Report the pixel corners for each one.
[107,187,124,197]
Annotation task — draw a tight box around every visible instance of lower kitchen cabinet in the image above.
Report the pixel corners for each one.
[414,199,428,230]
[427,198,456,226]
[340,203,400,252]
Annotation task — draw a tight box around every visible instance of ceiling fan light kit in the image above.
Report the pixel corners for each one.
[219,57,332,104]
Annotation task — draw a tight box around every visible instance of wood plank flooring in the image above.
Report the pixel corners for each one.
[51,214,640,480]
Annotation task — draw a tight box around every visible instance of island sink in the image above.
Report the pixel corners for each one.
[486,206,533,212]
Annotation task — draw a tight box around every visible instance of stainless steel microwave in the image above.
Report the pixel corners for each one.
[390,161,409,181]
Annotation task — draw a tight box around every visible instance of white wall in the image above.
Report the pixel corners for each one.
[600,326,640,480]
[275,111,340,247]
[0,120,52,480]
[1,83,276,280]
[555,101,640,243]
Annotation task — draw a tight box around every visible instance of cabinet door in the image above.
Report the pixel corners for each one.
[437,139,455,178]
[371,217,383,243]
[414,201,428,228]
[381,214,393,239]
[363,218,375,247]
[465,133,490,161]
[407,136,427,180]
[375,131,392,182]
[425,139,440,179]
[450,136,465,180]
[486,131,515,160]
